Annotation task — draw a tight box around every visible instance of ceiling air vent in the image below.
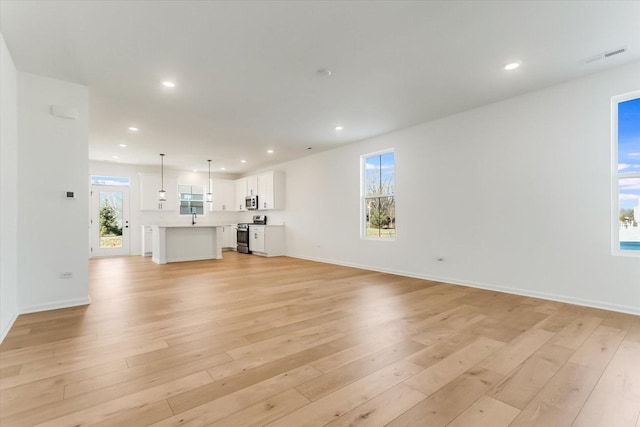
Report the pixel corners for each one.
[584,47,627,64]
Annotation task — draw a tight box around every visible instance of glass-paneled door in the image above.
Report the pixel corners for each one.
[91,186,130,257]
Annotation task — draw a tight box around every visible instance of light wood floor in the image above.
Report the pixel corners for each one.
[1,253,639,426]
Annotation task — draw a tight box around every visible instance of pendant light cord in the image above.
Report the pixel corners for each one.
[207,159,213,202]
[160,153,165,190]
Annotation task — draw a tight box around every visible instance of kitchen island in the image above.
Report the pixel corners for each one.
[149,225,223,264]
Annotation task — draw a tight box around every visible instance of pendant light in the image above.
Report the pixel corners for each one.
[206,159,213,203]
[158,153,167,202]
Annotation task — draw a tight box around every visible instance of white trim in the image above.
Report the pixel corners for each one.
[165,255,221,263]
[0,312,19,344]
[611,90,640,257]
[19,296,91,315]
[291,254,640,316]
[91,185,131,257]
[360,148,396,240]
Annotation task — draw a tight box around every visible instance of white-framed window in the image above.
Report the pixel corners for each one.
[179,184,205,215]
[612,91,640,256]
[361,149,395,239]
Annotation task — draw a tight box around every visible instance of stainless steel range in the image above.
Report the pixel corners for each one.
[237,215,266,254]
[236,223,250,254]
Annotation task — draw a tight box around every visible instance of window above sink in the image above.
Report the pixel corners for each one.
[178,184,205,215]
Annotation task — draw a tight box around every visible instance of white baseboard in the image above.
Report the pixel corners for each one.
[0,311,19,344]
[166,255,222,263]
[19,296,91,315]
[292,254,640,316]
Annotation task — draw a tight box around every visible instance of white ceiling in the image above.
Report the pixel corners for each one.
[1,1,639,174]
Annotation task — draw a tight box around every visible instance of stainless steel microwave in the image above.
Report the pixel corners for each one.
[245,195,258,210]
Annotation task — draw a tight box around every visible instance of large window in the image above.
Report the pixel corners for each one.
[362,150,395,239]
[613,92,640,255]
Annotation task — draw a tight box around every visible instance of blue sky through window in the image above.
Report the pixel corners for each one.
[91,175,130,186]
[365,152,395,196]
[618,97,640,210]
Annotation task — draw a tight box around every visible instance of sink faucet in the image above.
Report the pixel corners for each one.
[191,212,197,225]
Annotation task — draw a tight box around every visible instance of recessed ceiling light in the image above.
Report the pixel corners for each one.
[504,62,520,71]
[240,159,247,163]
[220,167,226,171]
[162,81,176,88]
[193,169,198,172]
[112,155,119,159]
[335,126,344,131]
[119,144,127,148]
[128,127,139,132]
[267,149,274,154]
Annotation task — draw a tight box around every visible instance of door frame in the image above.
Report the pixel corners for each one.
[90,185,131,257]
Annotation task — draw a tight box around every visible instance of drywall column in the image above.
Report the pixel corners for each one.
[0,33,19,342]
[17,72,90,313]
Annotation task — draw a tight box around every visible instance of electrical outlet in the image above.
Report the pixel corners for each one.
[60,272,73,279]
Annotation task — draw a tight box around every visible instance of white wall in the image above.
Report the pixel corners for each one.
[89,161,242,255]
[0,33,19,341]
[279,61,640,315]
[17,73,90,313]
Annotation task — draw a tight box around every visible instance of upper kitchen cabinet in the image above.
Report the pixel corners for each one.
[235,177,248,212]
[210,179,235,212]
[139,173,177,211]
[257,171,285,210]
[247,175,258,197]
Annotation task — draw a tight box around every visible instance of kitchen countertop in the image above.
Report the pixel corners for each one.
[145,223,237,228]
[148,224,225,228]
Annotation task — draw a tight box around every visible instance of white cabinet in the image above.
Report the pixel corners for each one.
[141,226,153,256]
[249,225,284,257]
[139,174,177,211]
[211,179,235,212]
[229,225,238,249]
[220,224,237,249]
[247,175,258,196]
[257,173,272,210]
[249,225,265,253]
[235,171,285,211]
[235,178,248,211]
[257,171,285,210]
